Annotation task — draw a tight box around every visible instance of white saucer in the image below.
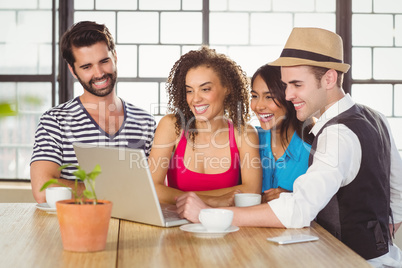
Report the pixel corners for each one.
[36,203,57,214]
[180,223,239,238]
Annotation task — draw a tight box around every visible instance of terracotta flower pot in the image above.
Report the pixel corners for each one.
[55,199,113,252]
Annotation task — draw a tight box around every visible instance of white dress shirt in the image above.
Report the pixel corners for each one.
[269,94,402,267]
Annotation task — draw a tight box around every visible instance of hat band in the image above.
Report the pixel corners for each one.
[280,48,342,63]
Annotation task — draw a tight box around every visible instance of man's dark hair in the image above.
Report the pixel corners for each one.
[60,21,116,71]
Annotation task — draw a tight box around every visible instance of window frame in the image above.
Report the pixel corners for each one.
[1,0,400,181]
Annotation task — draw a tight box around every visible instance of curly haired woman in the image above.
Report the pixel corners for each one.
[149,46,262,207]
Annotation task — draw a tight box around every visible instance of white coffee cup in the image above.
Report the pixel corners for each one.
[234,193,262,207]
[198,209,233,232]
[45,187,72,208]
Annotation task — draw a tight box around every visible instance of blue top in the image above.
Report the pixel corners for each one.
[257,127,311,192]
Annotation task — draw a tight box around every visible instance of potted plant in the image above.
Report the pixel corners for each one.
[40,164,112,252]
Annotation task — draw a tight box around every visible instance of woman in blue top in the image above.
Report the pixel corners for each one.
[250,64,314,202]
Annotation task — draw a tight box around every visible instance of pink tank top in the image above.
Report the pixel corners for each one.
[167,121,240,191]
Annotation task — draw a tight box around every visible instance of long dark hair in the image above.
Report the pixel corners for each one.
[251,64,314,147]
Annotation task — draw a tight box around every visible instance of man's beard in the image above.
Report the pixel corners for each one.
[77,71,117,97]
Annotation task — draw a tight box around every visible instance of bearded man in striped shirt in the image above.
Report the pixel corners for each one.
[30,21,156,204]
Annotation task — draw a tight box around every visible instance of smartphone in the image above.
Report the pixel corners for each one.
[267,234,319,245]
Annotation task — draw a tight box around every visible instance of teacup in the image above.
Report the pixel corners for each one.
[234,193,262,207]
[198,208,233,232]
[45,187,72,208]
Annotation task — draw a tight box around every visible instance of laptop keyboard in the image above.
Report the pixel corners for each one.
[162,208,181,220]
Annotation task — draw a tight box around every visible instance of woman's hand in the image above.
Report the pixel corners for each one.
[262,187,290,203]
[202,189,242,207]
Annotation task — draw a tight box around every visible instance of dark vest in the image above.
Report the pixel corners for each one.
[309,104,391,260]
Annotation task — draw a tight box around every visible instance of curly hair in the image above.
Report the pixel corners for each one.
[166,46,250,144]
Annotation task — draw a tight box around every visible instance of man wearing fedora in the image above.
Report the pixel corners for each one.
[176,27,402,267]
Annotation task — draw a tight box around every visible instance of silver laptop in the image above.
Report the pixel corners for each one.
[73,143,189,227]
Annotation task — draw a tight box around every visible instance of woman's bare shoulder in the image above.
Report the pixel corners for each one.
[154,114,182,143]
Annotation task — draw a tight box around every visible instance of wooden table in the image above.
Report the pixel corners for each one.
[0,203,371,268]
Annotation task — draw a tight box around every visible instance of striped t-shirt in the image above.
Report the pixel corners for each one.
[31,97,156,180]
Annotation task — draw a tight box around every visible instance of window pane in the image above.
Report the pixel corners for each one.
[0,145,34,179]
[294,13,335,31]
[74,0,94,9]
[351,84,393,116]
[40,0,54,9]
[0,82,51,180]
[229,0,271,11]
[18,83,52,113]
[0,11,16,42]
[273,0,314,12]
[374,0,402,13]
[250,13,293,45]
[96,0,137,10]
[139,45,181,77]
[388,118,402,151]
[74,12,116,38]
[116,45,138,78]
[19,11,52,43]
[17,114,42,144]
[352,48,372,79]
[160,82,168,111]
[396,15,402,46]
[182,0,202,10]
[39,44,52,74]
[210,0,228,11]
[117,12,159,44]
[373,48,402,80]
[0,1,37,9]
[17,147,33,179]
[139,0,180,10]
[352,14,393,46]
[117,82,159,114]
[0,10,52,75]
[352,0,372,13]
[182,45,204,54]
[210,13,249,45]
[316,0,336,12]
[161,12,202,44]
[0,44,38,74]
[0,82,17,106]
[227,46,283,77]
[395,85,402,116]
[0,148,16,179]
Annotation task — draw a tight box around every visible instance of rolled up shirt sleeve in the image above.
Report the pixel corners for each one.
[268,124,361,228]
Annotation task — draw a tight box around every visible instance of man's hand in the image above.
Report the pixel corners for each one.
[262,187,291,203]
[31,161,85,204]
[175,192,210,223]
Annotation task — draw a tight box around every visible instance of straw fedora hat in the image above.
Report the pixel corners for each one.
[270,27,350,73]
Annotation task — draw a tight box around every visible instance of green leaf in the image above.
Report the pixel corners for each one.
[93,164,101,173]
[83,189,96,200]
[73,169,86,181]
[45,164,101,204]
[40,179,62,191]
[88,171,101,180]
[22,95,42,106]
[0,103,17,117]
[59,164,74,171]
[87,164,101,180]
